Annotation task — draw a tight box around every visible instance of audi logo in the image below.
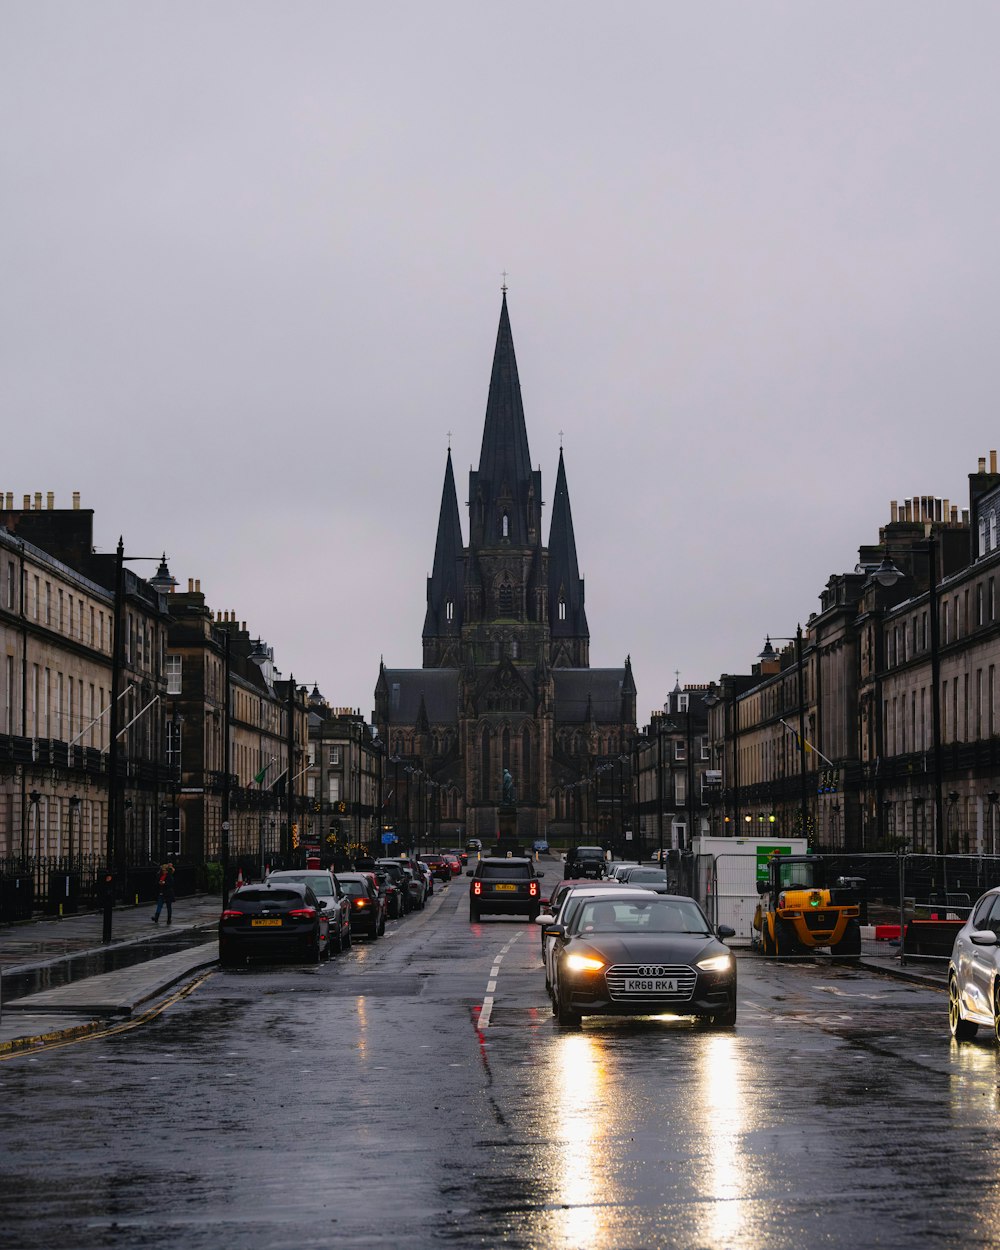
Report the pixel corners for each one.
[635,965,670,977]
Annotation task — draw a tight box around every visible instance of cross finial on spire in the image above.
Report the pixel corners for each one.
[501,269,508,293]
[447,429,452,449]
[559,429,565,448]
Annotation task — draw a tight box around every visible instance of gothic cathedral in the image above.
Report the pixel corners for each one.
[374,294,637,844]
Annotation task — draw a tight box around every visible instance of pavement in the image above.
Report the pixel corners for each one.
[0,881,948,1058]
[0,894,222,1055]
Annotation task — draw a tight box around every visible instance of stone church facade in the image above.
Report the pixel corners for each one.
[374,295,636,844]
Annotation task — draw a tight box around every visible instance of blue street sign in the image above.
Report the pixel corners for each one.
[381,832,397,845]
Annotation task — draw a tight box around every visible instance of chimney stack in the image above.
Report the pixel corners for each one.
[195,579,201,592]
[72,491,80,510]
[46,491,54,510]
[979,457,987,473]
[33,492,41,510]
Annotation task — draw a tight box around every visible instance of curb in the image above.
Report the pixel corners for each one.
[0,956,219,1056]
[859,958,947,990]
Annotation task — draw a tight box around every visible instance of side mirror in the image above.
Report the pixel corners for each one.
[970,930,998,947]
[534,912,555,926]
[466,869,474,877]
[717,924,736,940]
[756,880,768,895]
[543,924,566,939]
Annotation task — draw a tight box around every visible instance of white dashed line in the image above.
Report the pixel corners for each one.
[479,931,523,1029]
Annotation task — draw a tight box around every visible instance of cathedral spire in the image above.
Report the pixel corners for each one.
[423,448,465,645]
[548,447,589,642]
[470,293,539,547]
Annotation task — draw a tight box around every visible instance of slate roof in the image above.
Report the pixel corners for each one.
[382,669,460,726]
[553,669,627,724]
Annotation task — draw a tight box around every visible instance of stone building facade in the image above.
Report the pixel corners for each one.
[375,295,637,846]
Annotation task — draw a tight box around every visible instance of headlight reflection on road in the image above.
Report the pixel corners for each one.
[551,1033,608,1249]
[696,1034,752,1248]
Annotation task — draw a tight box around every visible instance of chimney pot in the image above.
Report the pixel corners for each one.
[46,491,54,510]
[72,491,80,510]
[891,500,898,522]
[979,457,987,473]
[992,450,998,474]
[33,492,41,510]
[195,579,201,592]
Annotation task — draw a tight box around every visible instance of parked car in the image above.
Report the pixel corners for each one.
[447,848,469,866]
[395,861,427,910]
[564,845,606,880]
[374,859,412,916]
[440,852,463,877]
[419,853,452,883]
[465,838,483,853]
[614,866,671,894]
[264,869,352,951]
[415,860,435,896]
[219,882,331,967]
[543,891,736,1028]
[949,886,1000,1041]
[336,872,388,939]
[536,882,646,989]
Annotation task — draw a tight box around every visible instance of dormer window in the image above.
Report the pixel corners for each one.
[502,513,509,538]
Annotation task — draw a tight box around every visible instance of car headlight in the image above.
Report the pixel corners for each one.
[696,953,734,972]
[564,953,605,973]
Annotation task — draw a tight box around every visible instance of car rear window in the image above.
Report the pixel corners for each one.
[479,863,532,879]
[627,869,667,882]
[338,880,367,898]
[235,888,302,903]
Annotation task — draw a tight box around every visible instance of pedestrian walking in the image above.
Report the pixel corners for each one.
[152,863,176,924]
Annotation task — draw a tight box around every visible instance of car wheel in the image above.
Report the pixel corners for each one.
[710,993,738,1028]
[219,949,242,969]
[831,920,862,961]
[528,908,540,923]
[949,974,979,1040]
[775,919,799,958]
[378,915,386,937]
[310,939,322,964]
[760,921,774,957]
[993,984,1000,1046]
[556,988,581,1028]
[342,925,352,950]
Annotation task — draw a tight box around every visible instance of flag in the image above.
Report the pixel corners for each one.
[253,763,268,785]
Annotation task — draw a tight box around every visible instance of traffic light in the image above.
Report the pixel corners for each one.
[291,823,300,849]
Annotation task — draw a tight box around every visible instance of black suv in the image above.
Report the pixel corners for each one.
[468,857,541,922]
[564,845,606,880]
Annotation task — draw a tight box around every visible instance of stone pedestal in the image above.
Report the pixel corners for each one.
[493,803,521,856]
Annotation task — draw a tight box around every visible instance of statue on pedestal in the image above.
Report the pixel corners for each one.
[502,768,516,806]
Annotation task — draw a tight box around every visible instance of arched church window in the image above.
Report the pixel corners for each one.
[502,727,511,772]
[522,726,531,792]
[502,513,510,538]
[558,597,566,621]
[481,728,491,799]
[446,600,454,622]
[498,582,514,615]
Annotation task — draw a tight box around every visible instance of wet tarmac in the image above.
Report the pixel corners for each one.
[1,862,992,1250]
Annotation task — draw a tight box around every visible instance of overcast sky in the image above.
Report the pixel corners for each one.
[4,3,1000,724]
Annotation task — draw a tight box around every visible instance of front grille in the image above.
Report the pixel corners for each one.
[604,964,697,1002]
[803,912,835,929]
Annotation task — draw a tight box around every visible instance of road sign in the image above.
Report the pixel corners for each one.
[381,832,398,845]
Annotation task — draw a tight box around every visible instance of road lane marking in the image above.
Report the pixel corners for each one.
[479,931,523,1029]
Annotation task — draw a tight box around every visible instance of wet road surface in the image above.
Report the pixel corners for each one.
[2,861,997,1249]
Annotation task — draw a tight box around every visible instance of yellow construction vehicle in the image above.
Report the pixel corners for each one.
[754,854,862,960]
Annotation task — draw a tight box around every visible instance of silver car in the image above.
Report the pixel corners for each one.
[948,887,1000,1041]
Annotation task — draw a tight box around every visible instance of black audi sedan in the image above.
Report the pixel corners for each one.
[541,891,736,1028]
[219,881,331,967]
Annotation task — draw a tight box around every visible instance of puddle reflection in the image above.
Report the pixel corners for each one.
[552,1032,608,1248]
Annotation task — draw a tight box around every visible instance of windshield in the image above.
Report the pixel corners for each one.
[626,869,667,882]
[774,860,824,889]
[272,873,333,894]
[571,897,711,936]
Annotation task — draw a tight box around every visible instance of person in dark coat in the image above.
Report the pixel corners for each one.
[152,863,176,924]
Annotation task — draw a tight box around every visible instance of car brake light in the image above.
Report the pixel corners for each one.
[473,881,482,895]
[353,898,369,908]
[220,910,244,920]
[529,881,538,897]
[288,908,316,919]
